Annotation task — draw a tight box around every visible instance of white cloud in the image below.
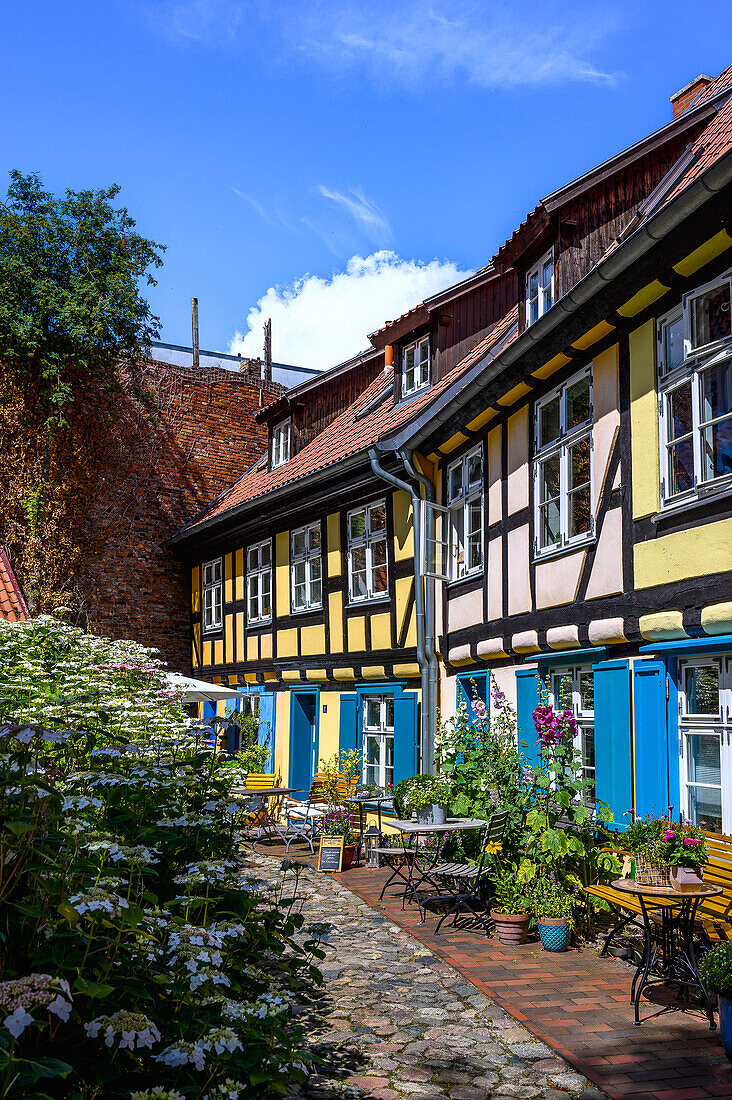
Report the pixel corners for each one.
[317,186,391,244]
[228,250,470,371]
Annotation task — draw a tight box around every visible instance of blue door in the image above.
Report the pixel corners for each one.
[289,690,319,799]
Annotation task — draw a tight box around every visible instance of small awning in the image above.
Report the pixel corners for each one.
[165,673,242,703]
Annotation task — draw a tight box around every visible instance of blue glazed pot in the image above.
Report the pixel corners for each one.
[719,995,732,1059]
[538,919,571,952]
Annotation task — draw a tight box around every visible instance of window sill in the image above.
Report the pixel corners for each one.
[289,605,324,618]
[653,481,732,523]
[347,594,390,609]
[247,619,273,629]
[202,626,224,636]
[533,535,595,564]
[447,570,483,590]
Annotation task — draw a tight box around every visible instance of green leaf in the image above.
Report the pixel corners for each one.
[14,1057,72,1086]
[73,977,114,998]
[57,900,79,925]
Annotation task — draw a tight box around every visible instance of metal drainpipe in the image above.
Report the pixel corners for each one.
[398,450,437,775]
[368,448,430,774]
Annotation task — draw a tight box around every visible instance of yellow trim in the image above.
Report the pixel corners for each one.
[225,614,234,664]
[282,669,301,682]
[275,531,290,617]
[617,280,670,318]
[327,512,341,576]
[246,634,258,662]
[392,490,414,562]
[701,601,732,636]
[634,517,732,589]
[261,668,278,682]
[202,639,212,667]
[361,665,386,678]
[396,577,416,647]
[439,431,470,455]
[673,230,732,278]
[497,381,532,408]
[347,616,366,652]
[191,566,200,613]
[242,672,258,684]
[276,628,298,658]
[235,613,245,664]
[214,640,224,666]
[370,611,392,651]
[224,553,233,604]
[305,669,328,681]
[301,623,326,655]
[532,353,572,381]
[629,321,660,519]
[393,662,421,677]
[235,549,244,601]
[639,610,687,641]
[329,591,344,653]
[260,633,273,660]
[332,667,356,680]
[572,319,615,352]
[466,407,498,433]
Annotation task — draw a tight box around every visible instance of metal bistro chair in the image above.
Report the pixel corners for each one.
[418,810,509,935]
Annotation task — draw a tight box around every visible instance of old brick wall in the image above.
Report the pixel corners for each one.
[72,358,282,672]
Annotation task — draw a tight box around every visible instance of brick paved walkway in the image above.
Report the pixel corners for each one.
[255,840,732,1100]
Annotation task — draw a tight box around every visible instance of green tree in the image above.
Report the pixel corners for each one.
[0,171,164,609]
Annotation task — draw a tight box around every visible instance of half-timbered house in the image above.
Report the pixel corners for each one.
[170,67,732,830]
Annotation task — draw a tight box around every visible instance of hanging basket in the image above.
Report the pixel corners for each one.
[634,857,671,888]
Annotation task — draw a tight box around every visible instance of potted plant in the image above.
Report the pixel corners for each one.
[530,879,574,952]
[626,817,708,890]
[489,866,532,945]
[318,808,358,870]
[700,941,732,1058]
[662,824,708,892]
[402,773,452,825]
[625,817,673,886]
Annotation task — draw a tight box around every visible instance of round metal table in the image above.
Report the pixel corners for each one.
[611,877,722,1028]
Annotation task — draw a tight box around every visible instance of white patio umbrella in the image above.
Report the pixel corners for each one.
[165,673,242,703]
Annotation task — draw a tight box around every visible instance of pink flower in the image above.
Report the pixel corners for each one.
[663,830,677,841]
[683,837,702,847]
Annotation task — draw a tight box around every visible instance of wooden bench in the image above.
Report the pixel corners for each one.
[585,831,732,956]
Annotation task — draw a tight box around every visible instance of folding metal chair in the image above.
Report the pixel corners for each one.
[418,810,509,934]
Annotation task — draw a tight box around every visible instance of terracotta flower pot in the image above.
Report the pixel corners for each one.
[341,844,357,871]
[670,865,704,892]
[490,910,530,945]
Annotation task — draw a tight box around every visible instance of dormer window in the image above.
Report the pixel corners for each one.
[526,249,554,327]
[271,419,291,469]
[401,336,430,397]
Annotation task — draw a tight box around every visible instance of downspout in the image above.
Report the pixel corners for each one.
[368,447,431,774]
[399,449,437,776]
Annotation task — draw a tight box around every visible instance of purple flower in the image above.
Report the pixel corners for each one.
[683,837,702,847]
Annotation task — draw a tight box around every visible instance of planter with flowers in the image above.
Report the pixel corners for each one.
[318,808,358,870]
[530,879,575,952]
[626,817,708,890]
[401,773,453,825]
[490,864,533,945]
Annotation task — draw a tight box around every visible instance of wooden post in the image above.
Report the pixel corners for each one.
[263,317,272,381]
[191,297,200,369]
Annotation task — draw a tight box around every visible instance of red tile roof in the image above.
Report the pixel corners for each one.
[181,306,519,531]
[0,549,29,622]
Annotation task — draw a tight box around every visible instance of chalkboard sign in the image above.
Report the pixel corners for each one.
[318,836,345,872]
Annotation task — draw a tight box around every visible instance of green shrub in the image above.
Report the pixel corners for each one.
[700,942,732,997]
[529,879,575,925]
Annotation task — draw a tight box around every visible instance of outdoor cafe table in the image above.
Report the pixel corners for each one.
[244,787,298,840]
[611,877,723,1028]
[385,817,486,905]
[344,793,397,841]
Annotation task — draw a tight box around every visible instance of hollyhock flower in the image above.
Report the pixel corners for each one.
[683,836,703,847]
[663,830,677,842]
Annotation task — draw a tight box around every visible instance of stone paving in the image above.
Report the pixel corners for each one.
[248,852,605,1100]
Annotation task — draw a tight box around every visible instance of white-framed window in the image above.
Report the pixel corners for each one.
[202,558,223,632]
[658,273,732,506]
[247,539,272,624]
[271,419,291,469]
[534,366,594,556]
[347,500,388,603]
[291,522,322,612]
[401,336,430,397]
[547,665,595,802]
[678,655,732,834]
[526,248,554,327]
[362,693,394,790]
[446,445,483,580]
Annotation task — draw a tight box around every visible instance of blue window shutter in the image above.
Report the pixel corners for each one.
[592,660,632,830]
[258,691,276,773]
[393,692,419,785]
[457,672,488,725]
[633,659,670,819]
[339,694,359,756]
[516,667,541,769]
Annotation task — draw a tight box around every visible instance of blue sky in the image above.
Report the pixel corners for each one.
[2,1,731,369]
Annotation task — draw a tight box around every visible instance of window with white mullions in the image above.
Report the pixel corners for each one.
[446,445,483,580]
[526,249,554,327]
[271,419,291,469]
[362,693,394,790]
[347,500,388,602]
[548,665,595,803]
[290,522,322,612]
[534,367,593,556]
[247,539,272,624]
[202,558,223,632]
[401,336,430,397]
[678,657,732,835]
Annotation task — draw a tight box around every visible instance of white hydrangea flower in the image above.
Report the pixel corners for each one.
[85,1011,160,1051]
[4,1006,33,1038]
[154,1040,206,1070]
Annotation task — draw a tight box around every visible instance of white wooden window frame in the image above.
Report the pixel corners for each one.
[247,538,272,625]
[401,336,431,398]
[271,419,291,469]
[677,655,732,834]
[446,445,484,581]
[533,365,594,558]
[547,664,595,802]
[290,522,322,613]
[347,500,389,604]
[657,280,732,508]
[362,693,395,790]
[202,557,223,633]
[526,248,555,328]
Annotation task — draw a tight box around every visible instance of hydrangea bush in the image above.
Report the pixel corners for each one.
[0,614,323,1098]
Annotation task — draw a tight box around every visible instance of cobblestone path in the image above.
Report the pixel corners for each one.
[249,853,606,1100]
